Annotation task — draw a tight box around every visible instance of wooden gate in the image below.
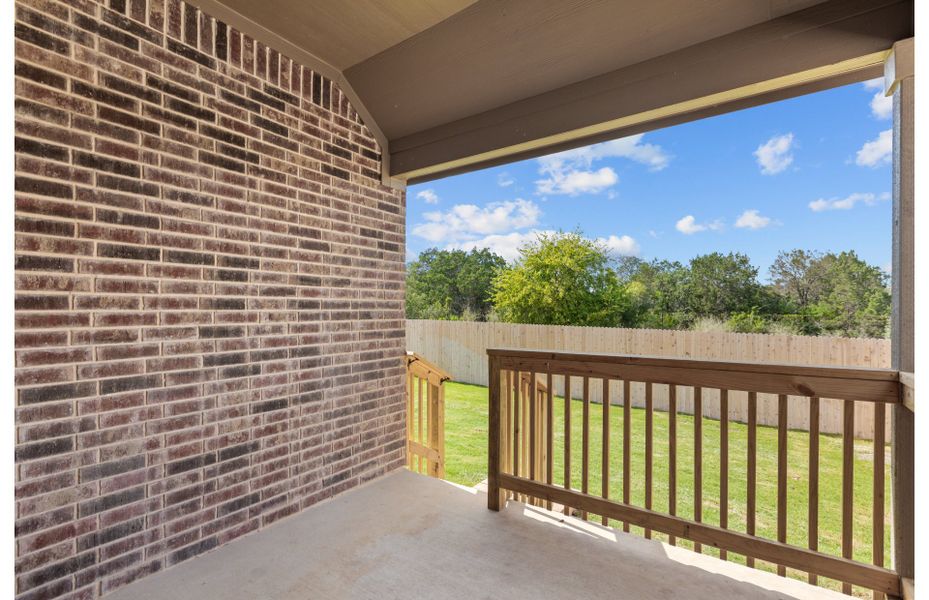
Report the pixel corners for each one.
[405,352,451,478]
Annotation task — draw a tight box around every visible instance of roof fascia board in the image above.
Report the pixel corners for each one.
[388,0,911,181]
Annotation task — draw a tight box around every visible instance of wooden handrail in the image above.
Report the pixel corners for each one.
[488,349,899,403]
[487,349,902,597]
[407,351,452,386]
[485,348,900,381]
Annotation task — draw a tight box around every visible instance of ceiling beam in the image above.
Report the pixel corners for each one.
[389,0,913,183]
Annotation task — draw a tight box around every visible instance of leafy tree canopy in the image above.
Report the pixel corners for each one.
[405,248,505,320]
[683,252,773,318]
[492,231,628,326]
[407,240,891,338]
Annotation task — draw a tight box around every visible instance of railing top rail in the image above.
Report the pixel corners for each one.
[487,348,900,403]
[487,348,898,380]
[406,351,453,383]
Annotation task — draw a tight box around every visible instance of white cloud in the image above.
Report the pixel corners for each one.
[544,135,672,172]
[497,172,515,187]
[536,166,618,196]
[855,129,892,167]
[416,189,439,204]
[411,199,541,243]
[754,133,795,175]
[675,215,723,235]
[734,209,772,230]
[596,235,640,257]
[452,230,553,262]
[809,192,890,212]
[870,93,893,119]
[863,78,892,119]
[535,134,670,196]
[450,230,638,262]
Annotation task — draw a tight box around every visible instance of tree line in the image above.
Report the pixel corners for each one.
[405,231,890,338]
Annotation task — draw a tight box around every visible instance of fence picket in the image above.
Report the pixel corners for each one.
[409,320,890,439]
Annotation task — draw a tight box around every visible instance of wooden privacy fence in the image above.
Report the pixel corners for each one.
[405,352,450,478]
[487,349,907,598]
[408,320,891,440]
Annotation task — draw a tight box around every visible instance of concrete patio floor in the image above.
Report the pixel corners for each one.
[106,469,846,600]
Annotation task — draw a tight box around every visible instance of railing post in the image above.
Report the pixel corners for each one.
[488,354,504,511]
[437,379,446,479]
[887,38,914,585]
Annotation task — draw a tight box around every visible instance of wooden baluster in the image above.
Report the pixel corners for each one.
[602,378,611,525]
[623,379,631,533]
[719,389,729,560]
[645,382,653,539]
[546,371,554,511]
[777,393,788,577]
[542,380,548,501]
[694,386,703,553]
[809,396,820,585]
[747,391,757,568]
[512,371,520,489]
[536,382,543,503]
[842,399,854,595]
[872,402,886,600]
[564,375,572,516]
[429,381,439,477]
[418,376,424,473]
[407,369,414,470]
[668,384,677,545]
[529,372,537,486]
[581,376,590,520]
[504,371,512,497]
[521,375,529,501]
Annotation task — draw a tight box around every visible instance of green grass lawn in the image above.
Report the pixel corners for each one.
[442,381,890,597]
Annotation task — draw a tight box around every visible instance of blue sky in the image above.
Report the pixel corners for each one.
[406,79,893,281]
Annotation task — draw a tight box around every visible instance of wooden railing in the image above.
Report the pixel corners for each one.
[487,349,903,597]
[406,352,451,478]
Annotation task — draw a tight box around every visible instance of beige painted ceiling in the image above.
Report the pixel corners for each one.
[207,0,479,70]
[346,0,828,139]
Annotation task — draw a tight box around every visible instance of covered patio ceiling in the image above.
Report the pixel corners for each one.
[189,0,913,183]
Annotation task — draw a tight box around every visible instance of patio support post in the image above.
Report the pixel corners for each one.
[488,355,504,510]
[887,37,914,589]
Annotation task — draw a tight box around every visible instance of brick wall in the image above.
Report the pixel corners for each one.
[13,0,407,597]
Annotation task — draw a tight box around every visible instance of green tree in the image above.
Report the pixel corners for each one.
[768,249,830,310]
[808,251,890,337]
[406,248,505,320]
[768,250,890,337]
[618,258,689,328]
[492,231,628,326]
[683,252,768,319]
